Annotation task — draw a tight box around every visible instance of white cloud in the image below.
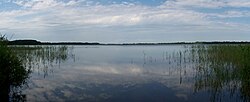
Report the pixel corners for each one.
[227,0,250,8]
[1,0,250,42]
[210,10,250,18]
[162,0,224,8]
[0,0,209,30]
[162,0,250,8]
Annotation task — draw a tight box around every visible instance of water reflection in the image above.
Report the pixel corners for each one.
[8,45,250,102]
[0,45,74,102]
[192,44,250,102]
[22,45,198,101]
[11,45,75,78]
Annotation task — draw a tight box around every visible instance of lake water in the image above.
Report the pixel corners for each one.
[12,45,250,102]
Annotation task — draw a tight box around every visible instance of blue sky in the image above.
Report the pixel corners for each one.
[0,0,250,43]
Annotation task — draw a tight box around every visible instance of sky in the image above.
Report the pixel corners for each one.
[0,0,250,43]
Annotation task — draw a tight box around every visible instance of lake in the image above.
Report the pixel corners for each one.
[9,45,250,102]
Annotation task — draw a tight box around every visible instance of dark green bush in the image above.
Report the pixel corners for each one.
[0,35,30,101]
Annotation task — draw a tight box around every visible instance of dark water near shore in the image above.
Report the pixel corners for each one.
[9,45,250,102]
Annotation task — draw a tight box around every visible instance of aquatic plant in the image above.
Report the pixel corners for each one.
[0,35,30,101]
[192,44,250,102]
[11,45,75,78]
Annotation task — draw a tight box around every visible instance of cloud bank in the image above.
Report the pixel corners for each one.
[0,0,250,42]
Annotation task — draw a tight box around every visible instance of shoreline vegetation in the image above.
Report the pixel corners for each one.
[8,39,250,45]
[0,36,30,101]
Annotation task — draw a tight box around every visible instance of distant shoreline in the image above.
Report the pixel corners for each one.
[7,40,250,45]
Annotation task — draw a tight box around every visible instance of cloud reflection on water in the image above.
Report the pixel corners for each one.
[21,45,243,102]
[25,58,197,101]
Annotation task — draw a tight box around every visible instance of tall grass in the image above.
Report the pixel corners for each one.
[0,36,30,101]
[192,44,250,102]
[12,45,75,78]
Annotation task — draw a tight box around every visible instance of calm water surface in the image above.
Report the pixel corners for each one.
[13,45,249,102]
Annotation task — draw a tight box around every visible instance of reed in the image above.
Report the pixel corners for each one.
[11,45,75,78]
[192,44,250,102]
